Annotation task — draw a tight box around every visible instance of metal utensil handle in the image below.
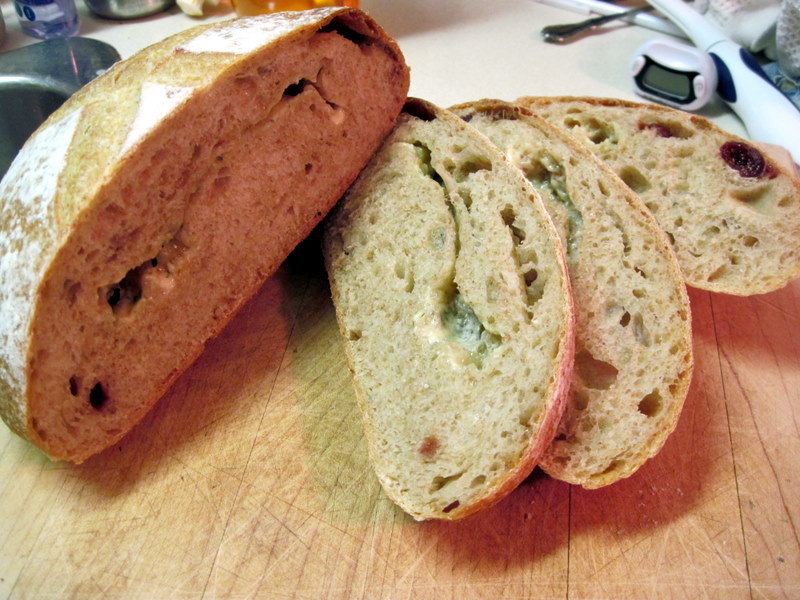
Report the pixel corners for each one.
[542,5,654,42]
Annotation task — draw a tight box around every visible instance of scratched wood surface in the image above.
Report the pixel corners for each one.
[1,234,798,599]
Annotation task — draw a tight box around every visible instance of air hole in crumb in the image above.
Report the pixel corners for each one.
[742,236,759,247]
[707,264,728,282]
[617,166,651,194]
[450,156,492,183]
[598,460,622,477]
[347,329,362,341]
[632,313,652,346]
[620,311,631,327]
[459,188,474,210]
[518,403,535,426]
[571,391,589,411]
[89,382,109,410]
[524,269,538,286]
[729,185,773,214]
[638,389,663,417]
[470,475,486,488]
[304,163,313,174]
[430,471,464,493]
[102,233,188,317]
[573,117,616,145]
[412,141,445,187]
[104,269,142,316]
[318,17,367,45]
[68,376,79,397]
[501,207,526,244]
[576,350,618,390]
[283,78,312,97]
[63,280,81,305]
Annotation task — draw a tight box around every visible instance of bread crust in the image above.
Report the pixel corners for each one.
[0,8,409,461]
[516,95,800,295]
[451,99,693,488]
[324,98,575,519]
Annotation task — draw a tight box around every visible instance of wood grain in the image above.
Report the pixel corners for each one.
[1,237,799,599]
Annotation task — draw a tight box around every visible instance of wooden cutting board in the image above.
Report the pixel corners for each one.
[1,235,798,599]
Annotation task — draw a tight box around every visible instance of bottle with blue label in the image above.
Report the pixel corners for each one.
[14,0,80,40]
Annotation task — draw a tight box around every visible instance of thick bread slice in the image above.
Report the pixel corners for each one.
[516,96,800,295]
[323,98,575,520]
[451,100,693,488]
[0,8,409,462]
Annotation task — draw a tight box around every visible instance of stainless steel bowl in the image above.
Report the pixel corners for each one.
[0,37,120,180]
[82,0,176,20]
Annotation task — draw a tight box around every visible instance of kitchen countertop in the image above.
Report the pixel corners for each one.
[1,1,798,598]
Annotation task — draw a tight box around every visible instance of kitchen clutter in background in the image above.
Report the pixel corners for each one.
[8,0,178,40]
[13,0,80,39]
[82,0,177,20]
[694,0,799,99]
[0,36,121,177]
[644,0,800,164]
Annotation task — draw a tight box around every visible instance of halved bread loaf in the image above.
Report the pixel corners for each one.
[0,8,409,462]
[516,96,800,295]
[323,98,575,519]
[451,100,693,488]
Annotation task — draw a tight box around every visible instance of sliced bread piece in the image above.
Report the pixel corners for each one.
[323,98,575,519]
[451,99,693,488]
[516,96,800,295]
[0,8,409,462]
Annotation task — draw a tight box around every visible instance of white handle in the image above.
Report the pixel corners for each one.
[709,40,800,165]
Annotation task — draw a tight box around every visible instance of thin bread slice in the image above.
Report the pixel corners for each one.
[516,96,800,296]
[0,8,409,462]
[452,100,693,488]
[323,98,575,519]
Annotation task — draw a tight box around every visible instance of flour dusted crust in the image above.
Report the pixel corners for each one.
[0,8,409,462]
[452,100,693,488]
[516,96,800,295]
[323,99,575,519]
